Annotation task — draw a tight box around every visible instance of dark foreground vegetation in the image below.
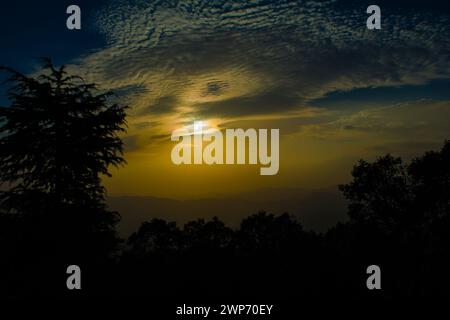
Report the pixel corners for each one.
[0,61,449,299]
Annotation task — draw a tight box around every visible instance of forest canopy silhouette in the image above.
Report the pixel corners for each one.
[0,61,449,298]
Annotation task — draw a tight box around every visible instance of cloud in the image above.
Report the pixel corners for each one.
[133,120,160,130]
[122,134,140,152]
[145,95,179,114]
[192,88,302,117]
[65,0,450,153]
[298,100,450,149]
[203,80,229,96]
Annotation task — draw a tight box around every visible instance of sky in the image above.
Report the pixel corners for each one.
[1,0,450,202]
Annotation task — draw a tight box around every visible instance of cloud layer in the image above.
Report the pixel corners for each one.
[67,0,450,153]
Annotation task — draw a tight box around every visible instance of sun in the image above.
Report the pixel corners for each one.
[193,121,204,135]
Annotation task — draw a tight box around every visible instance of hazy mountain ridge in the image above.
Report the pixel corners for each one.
[108,187,348,236]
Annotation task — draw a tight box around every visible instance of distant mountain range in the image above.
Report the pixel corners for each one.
[107,187,348,237]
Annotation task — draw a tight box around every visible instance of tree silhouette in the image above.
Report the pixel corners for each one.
[127,219,182,256]
[338,154,412,234]
[336,141,450,296]
[237,212,307,253]
[339,141,450,238]
[183,217,234,251]
[0,59,128,296]
[0,58,127,209]
[409,141,450,225]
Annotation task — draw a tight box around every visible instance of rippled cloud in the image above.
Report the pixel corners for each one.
[67,0,450,152]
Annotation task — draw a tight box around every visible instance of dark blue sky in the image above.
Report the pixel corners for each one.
[311,79,450,110]
[0,1,108,70]
[0,1,110,105]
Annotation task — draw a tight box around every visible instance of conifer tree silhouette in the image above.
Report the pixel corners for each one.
[0,59,128,296]
[0,58,127,210]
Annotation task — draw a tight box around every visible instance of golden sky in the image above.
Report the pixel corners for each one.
[53,0,450,199]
